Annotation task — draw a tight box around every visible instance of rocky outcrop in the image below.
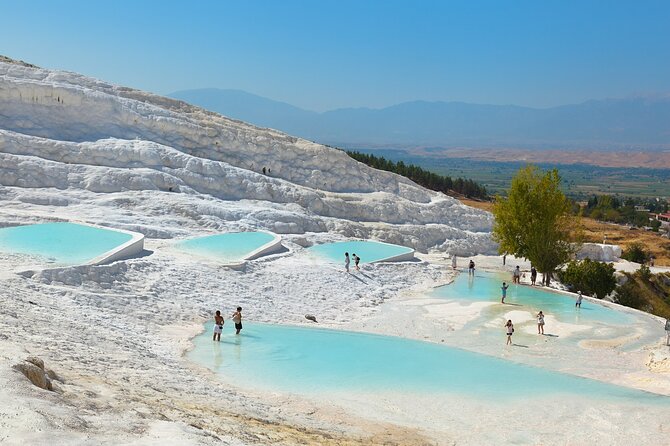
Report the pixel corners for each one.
[576,243,622,262]
[12,356,61,391]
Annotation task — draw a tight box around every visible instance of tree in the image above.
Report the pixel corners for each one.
[557,259,617,299]
[492,165,581,285]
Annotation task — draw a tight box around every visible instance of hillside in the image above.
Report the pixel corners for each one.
[169,88,670,150]
[0,57,493,254]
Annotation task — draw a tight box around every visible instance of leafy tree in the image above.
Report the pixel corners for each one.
[557,259,617,299]
[493,165,581,285]
[621,243,649,264]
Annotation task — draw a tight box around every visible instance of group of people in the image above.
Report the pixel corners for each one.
[213,307,243,341]
[502,283,586,344]
[505,311,546,345]
[511,265,538,285]
[344,252,361,272]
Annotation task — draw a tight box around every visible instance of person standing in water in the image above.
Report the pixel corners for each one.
[213,310,224,341]
[232,307,243,335]
[512,265,521,284]
[505,320,514,345]
[537,311,545,335]
[468,260,475,275]
[353,253,360,270]
[501,282,509,304]
[530,266,537,286]
[575,291,583,308]
[344,252,350,273]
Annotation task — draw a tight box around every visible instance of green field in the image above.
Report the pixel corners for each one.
[354,149,670,199]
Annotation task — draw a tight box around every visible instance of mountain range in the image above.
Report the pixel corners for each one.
[169,88,670,150]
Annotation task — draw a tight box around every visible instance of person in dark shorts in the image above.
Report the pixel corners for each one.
[232,307,243,334]
[353,253,360,270]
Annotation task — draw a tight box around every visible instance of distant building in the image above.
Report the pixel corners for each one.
[655,213,670,229]
[634,205,650,212]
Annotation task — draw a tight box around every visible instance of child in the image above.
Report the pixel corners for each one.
[501,282,509,304]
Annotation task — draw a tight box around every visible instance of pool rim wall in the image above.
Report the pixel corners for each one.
[3,220,145,269]
[311,239,415,263]
[85,222,145,266]
[176,230,283,266]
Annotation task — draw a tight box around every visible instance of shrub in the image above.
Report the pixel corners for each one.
[558,259,617,299]
[621,243,649,264]
[615,280,646,310]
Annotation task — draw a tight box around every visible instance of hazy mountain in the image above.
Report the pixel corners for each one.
[169,89,670,150]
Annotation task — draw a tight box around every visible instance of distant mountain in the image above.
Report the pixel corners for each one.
[169,89,670,150]
[169,89,319,137]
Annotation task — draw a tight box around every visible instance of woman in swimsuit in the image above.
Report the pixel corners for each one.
[505,320,514,345]
[537,311,545,335]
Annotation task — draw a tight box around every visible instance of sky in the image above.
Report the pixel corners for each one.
[1,0,669,111]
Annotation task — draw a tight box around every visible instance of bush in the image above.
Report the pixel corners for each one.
[650,220,661,232]
[558,259,617,299]
[621,243,649,264]
[615,280,646,310]
[638,264,651,280]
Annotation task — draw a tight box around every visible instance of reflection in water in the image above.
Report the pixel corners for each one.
[213,341,223,369]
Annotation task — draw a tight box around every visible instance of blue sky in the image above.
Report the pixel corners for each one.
[2,0,669,111]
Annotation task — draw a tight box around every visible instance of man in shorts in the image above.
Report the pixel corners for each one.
[232,307,243,335]
[213,310,224,341]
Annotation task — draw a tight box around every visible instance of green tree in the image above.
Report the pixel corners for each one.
[492,165,581,285]
[557,259,617,299]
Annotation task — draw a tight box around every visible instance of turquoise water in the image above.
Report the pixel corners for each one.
[176,231,276,262]
[189,323,668,404]
[309,240,413,263]
[431,271,633,325]
[0,222,132,265]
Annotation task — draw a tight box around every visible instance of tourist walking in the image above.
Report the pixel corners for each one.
[513,266,521,284]
[537,311,545,335]
[354,253,360,270]
[451,254,457,270]
[530,266,537,286]
[213,310,224,341]
[344,252,350,272]
[575,291,583,308]
[501,282,509,304]
[505,320,514,345]
[468,260,475,275]
[232,307,243,335]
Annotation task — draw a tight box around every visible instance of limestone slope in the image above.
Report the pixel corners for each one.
[0,59,494,253]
